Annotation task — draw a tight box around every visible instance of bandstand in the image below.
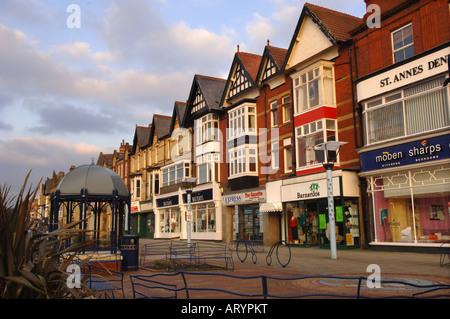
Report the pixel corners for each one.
[50,163,131,254]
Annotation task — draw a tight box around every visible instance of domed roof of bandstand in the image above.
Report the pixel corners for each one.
[55,163,129,199]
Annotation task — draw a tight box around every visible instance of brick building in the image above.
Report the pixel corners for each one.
[352,0,450,251]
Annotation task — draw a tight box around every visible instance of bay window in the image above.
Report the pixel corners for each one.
[293,62,335,114]
[228,104,256,138]
[161,161,191,187]
[195,113,219,145]
[229,146,257,178]
[296,119,337,168]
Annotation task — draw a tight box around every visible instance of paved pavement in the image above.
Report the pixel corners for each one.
[119,239,449,300]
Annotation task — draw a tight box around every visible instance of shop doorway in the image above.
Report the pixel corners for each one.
[138,212,155,239]
[238,205,262,242]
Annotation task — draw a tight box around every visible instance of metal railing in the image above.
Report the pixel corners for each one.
[130,271,450,299]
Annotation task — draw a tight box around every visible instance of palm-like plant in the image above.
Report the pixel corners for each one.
[0,172,94,299]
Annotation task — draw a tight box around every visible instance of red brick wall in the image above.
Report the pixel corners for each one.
[334,44,361,170]
[355,0,450,78]
[257,77,294,184]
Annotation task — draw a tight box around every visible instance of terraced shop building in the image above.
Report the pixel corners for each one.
[352,0,450,251]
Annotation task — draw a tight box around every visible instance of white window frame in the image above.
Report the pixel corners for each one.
[228,145,258,179]
[283,138,293,173]
[195,113,220,145]
[270,100,278,127]
[161,160,191,187]
[295,118,337,170]
[292,61,336,115]
[363,76,450,145]
[228,103,257,139]
[271,141,279,170]
[282,95,291,123]
[392,23,414,63]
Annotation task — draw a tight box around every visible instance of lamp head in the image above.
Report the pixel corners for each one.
[314,141,347,165]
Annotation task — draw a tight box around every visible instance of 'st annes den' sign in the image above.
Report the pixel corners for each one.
[379,55,448,88]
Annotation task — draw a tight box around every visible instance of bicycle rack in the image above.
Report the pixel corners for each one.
[266,241,291,268]
[235,240,257,264]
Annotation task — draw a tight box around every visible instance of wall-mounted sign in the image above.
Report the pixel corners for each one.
[356,44,449,102]
[156,195,179,208]
[131,201,140,213]
[182,188,213,204]
[281,177,340,202]
[360,134,449,172]
[223,189,266,206]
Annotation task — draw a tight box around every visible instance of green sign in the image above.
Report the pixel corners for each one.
[336,206,343,222]
[319,214,327,230]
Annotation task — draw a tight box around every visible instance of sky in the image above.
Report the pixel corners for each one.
[0,0,367,196]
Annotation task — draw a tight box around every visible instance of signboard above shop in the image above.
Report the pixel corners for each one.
[360,134,450,172]
[281,177,340,203]
[356,44,449,102]
[223,189,266,206]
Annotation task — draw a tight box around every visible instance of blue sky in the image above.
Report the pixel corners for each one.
[0,0,367,195]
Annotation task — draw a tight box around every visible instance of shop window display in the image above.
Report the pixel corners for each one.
[369,164,450,243]
[285,199,360,247]
[192,203,216,233]
[159,208,180,234]
[285,201,319,245]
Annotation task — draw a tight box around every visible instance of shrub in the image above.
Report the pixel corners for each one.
[0,172,94,299]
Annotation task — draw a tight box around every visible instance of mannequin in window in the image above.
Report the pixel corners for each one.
[290,214,298,242]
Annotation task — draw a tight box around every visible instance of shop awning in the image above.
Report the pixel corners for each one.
[260,202,283,213]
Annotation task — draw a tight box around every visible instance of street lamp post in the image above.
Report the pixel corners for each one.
[182,177,197,246]
[314,141,347,259]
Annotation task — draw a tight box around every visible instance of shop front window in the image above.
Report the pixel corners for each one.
[192,203,216,233]
[285,201,319,246]
[369,164,450,243]
[159,208,180,234]
[286,199,360,247]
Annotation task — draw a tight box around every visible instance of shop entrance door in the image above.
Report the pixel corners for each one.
[240,205,262,242]
[139,213,155,239]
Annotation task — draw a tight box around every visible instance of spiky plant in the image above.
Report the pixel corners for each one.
[0,172,94,299]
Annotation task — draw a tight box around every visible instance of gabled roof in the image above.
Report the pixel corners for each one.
[184,74,226,125]
[150,114,172,143]
[97,152,113,167]
[306,3,362,43]
[256,44,288,84]
[131,125,151,155]
[170,101,188,131]
[282,2,362,71]
[220,50,262,105]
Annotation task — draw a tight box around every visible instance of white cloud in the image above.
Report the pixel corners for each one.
[0,137,108,194]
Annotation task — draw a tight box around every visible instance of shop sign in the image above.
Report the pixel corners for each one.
[281,177,340,202]
[356,45,449,102]
[182,188,213,204]
[156,195,179,208]
[223,189,266,206]
[140,201,153,212]
[360,134,449,172]
[130,201,140,213]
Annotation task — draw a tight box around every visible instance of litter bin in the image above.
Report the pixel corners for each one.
[121,235,139,271]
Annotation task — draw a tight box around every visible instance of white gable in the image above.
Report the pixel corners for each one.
[286,16,334,69]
